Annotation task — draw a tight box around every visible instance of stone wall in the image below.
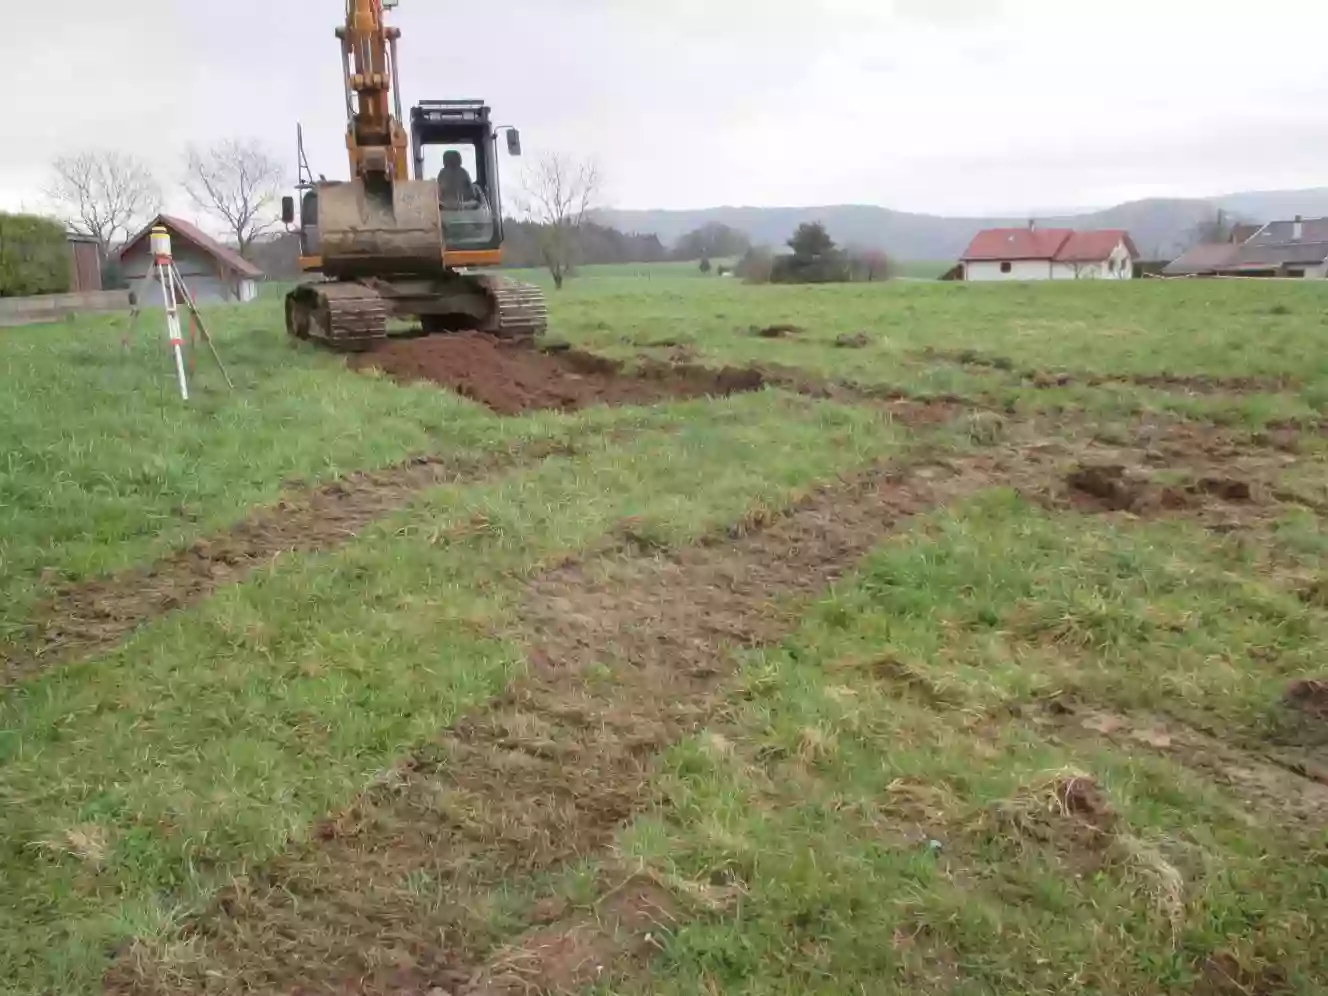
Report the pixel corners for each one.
[0,289,131,328]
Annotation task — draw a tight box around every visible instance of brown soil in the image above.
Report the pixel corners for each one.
[107,452,1014,996]
[1285,679,1328,720]
[1064,463,1194,514]
[464,875,680,996]
[1095,371,1297,395]
[749,323,804,338]
[349,333,765,415]
[2,440,572,686]
[1295,578,1328,608]
[1197,951,1293,996]
[921,348,1298,395]
[1043,701,1328,828]
[1055,438,1305,525]
[1055,774,1117,832]
[754,361,984,427]
[976,771,1121,878]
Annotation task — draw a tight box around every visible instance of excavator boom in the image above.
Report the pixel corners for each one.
[338,0,410,182]
[317,0,443,276]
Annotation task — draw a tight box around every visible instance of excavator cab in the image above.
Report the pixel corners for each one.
[410,100,520,256]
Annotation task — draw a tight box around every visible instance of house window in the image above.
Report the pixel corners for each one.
[1287,268,1306,278]
[1000,261,1012,273]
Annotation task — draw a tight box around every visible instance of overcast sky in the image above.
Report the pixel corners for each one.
[4,0,1327,227]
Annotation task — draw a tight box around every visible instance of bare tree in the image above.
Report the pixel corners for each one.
[1187,207,1235,248]
[845,245,889,281]
[183,138,285,258]
[45,150,161,253]
[515,153,601,289]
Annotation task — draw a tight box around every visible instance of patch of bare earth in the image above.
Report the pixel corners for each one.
[1285,678,1328,721]
[922,347,1299,395]
[349,333,765,415]
[753,361,984,427]
[463,873,684,996]
[2,440,577,686]
[1036,699,1328,829]
[107,450,1022,996]
[976,771,1121,876]
[1036,420,1319,529]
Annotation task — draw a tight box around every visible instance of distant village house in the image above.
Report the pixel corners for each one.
[118,214,262,307]
[1164,216,1328,278]
[958,223,1139,281]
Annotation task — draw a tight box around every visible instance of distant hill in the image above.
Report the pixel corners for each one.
[595,188,1328,262]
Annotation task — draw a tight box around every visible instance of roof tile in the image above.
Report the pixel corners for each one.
[1056,230,1138,262]
[961,227,1072,261]
[119,213,264,279]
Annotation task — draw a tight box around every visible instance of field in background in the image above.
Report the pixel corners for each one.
[1,271,1326,995]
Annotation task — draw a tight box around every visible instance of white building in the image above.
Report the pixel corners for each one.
[118,214,263,306]
[959,224,1138,282]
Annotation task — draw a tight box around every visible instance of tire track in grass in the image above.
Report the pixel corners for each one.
[1,438,585,687]
[2,366,965,689]
[96,408,1322,994]
[107,447,1040,996]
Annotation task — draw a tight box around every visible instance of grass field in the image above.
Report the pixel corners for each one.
[1,267,1325,995]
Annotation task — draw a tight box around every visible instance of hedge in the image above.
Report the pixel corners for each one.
[0,213,72,297]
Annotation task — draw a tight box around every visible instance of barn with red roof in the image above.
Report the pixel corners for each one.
[959,222,1138,281]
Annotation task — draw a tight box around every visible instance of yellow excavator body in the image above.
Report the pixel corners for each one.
[282,0,547,351]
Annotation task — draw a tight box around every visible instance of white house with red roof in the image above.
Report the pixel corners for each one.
[118,214,264,306]
[959,223,1139,282]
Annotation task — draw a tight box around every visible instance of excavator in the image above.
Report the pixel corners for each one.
[280,0,547,351]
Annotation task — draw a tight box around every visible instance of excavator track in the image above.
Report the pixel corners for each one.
[480,275,549,341]
[285,281,389,353]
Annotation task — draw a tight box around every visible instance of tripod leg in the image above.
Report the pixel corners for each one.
[156,261,189,401]
[171,264,234,389]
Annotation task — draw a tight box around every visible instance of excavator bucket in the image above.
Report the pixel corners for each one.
[317,177,445,278]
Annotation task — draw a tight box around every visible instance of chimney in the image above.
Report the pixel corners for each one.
[1293,215,1304,241]
[1028,218,1036,232]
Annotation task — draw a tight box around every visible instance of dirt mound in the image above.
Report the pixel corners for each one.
[1064,462,1272,516]
[748,323,804,338]
[349,333,764,415]
[1055,774,1117,832]
[1285,679,1328,720]
[1065,463,1190,513]
[1193,476,1254,502]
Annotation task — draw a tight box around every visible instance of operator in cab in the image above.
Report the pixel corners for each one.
[437,149,476,207]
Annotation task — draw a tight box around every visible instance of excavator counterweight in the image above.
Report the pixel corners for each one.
[282,0,547,352]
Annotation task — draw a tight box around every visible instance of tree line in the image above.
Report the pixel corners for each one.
[13,140,891,296]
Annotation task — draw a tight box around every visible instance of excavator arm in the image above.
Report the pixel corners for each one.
[313,0,445,277]
[336,0,410,183]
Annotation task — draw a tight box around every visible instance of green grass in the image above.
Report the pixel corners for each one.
[0,306,518,642]
[0,387,898,994]
[616,493,1328,994]
[543,273,1328,425]
[1,271,1325,994]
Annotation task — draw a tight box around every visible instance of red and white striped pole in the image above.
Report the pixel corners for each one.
[150,225,190,401]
